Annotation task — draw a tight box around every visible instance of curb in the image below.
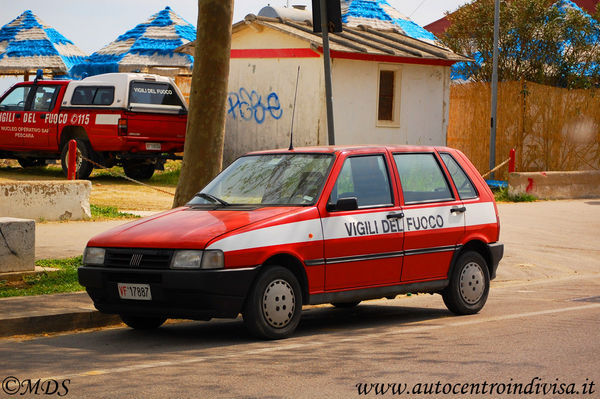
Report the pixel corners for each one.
[0,311,122,338]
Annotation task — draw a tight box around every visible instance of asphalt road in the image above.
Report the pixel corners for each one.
[2,200,599,399]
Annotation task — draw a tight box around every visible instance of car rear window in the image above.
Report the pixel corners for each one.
[440,153,478,199]
[394,153,454,204]
[129,82,183,107]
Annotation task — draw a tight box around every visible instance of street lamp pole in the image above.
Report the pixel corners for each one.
[490,0,500,179]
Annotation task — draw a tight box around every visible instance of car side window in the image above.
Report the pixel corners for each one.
[394,153,454,204]
[440,153,478,199]
[32,86,59,112]
[329,155,393,208]
[0,86,31,111]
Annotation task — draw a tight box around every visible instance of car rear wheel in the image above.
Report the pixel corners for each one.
[123,160,156,180]
[120,314,167,330]
[60,139,93,179]
[243,266,302,339]
[442,251,490,315]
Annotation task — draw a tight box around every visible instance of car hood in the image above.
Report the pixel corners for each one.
[86,206,300,249]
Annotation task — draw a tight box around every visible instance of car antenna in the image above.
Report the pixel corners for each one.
[289,66,300,151]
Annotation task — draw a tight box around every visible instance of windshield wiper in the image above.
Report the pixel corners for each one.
[195,192,230,206]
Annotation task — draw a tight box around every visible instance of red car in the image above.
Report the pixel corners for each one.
[78,145,503,339]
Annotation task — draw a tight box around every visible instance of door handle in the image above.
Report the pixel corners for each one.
[15,113,21,119]
[450,206,467,213]
[40,114,46,120]
[386,212,404,219]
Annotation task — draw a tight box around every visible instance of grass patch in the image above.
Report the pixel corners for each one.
[0,256,84,297]
[90,204,140,220]
[494,187,537,202]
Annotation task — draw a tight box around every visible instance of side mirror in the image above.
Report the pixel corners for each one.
[327,197,358,212]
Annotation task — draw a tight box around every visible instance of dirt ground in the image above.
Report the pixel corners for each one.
[0,162,176,211]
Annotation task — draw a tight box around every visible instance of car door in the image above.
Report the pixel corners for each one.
[393,151,466,282]
[322,152,405,290]
[0,85,31,148]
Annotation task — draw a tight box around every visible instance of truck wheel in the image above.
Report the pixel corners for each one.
[60,139,93,179]
[123,160,156,180]
[243,266,303,339]
[442,251,490,315]
[332,301,361,308]
[120,314,166,330]
[17,158,45,168]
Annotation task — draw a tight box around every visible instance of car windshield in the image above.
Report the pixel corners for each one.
[187,153,333,206]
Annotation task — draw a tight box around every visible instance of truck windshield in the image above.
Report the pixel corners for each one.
[188,153,333,206]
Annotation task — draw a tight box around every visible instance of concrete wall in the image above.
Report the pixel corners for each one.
[0,181,92,221]
[509,171,600,199]
[0,217,35,273]
[332,59,449,146]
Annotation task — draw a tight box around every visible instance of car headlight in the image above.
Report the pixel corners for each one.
[170,250,224,270]
[83,247,105,266]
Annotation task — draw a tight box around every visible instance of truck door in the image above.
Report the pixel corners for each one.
[0,85,31,148]
[322,153,405,290]
[24,85,61,148]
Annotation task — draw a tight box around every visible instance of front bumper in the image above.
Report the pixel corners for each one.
[78,266,259,320]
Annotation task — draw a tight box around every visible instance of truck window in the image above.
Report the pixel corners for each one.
[394,153,454,204]
[71,86,115,106]
[0,86,32,111]
[32,86,60,112]
[129,82,183,107]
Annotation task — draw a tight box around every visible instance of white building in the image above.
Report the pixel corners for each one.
[179,4,468,165]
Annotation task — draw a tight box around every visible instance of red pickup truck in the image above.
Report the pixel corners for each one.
[0,72,187,179]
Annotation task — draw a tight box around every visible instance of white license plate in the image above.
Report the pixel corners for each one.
[117,283,152,300]
[145,142,161,151]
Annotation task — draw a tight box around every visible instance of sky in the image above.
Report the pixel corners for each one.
[0,0,470,93]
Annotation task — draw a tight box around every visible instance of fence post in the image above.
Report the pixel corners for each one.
[67,139,77,180]
[509,148,516,173]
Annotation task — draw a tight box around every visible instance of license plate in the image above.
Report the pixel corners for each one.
[145,142,161,151]
[117,283,152,300]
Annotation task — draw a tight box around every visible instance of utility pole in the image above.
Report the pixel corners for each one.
[489,0,500,179]
[319,0,336,146]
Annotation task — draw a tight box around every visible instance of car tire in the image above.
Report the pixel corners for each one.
[442,251,490,315]
[120,314,167,330]
[243,266,303,340]
[60,139,94,179]
[331,301,361,308]
[17,158,45,168]
[123,160,156,180]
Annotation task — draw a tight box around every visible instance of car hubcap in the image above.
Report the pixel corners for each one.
[460,262,485,304]
[65,147,83,171]
[262,279,295,328]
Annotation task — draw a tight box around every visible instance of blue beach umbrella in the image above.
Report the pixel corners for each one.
[341,0,441,44]
[0,10,86,77]
[71,6,196,78]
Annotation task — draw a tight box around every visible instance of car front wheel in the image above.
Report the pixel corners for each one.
[442,251,490,315]
[243,266,302,339]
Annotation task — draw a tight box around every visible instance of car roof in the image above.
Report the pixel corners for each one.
[246,145,455,156]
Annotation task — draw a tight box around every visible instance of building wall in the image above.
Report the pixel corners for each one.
[331,58,449,146]
[224,29,326,166]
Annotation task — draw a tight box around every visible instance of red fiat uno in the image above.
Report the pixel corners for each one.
[79,146,503,339]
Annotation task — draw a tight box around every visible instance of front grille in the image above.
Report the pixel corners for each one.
[104,248,174,269]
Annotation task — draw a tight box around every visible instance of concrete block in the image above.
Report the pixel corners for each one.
[509,170,600,200]
[0,217,35,273]
[0,180,91,221]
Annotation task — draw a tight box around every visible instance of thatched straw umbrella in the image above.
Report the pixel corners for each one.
[70,6,196,79]
[0,10,86,80]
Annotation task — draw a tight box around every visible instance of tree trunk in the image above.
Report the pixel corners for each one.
[172,0,234,207]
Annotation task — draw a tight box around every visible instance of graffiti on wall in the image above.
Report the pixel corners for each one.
[227,88,283,124]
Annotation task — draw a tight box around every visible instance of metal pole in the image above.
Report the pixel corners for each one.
[320,0,336,145]
[489,0,500,179]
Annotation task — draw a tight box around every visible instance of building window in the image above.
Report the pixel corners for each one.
[377,65,401,127]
